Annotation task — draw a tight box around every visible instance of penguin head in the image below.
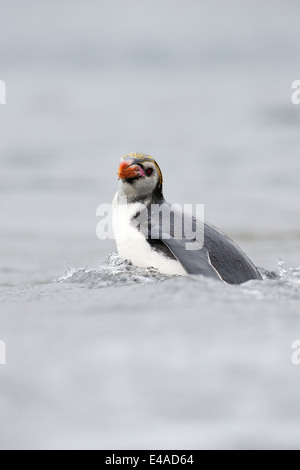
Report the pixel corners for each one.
[117,153,163,202]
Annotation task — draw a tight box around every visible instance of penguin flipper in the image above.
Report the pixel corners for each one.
[163,238,223,280]
[149,227,223,281]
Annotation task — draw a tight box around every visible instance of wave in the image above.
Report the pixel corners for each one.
[57,253,300,301]
[58,252,169,288]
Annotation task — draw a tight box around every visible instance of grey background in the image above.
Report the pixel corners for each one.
[0,0,300,450]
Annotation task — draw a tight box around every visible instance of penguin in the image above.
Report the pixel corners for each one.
[112,153,262,284]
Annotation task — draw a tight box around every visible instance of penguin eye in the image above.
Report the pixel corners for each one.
[146,168,153,176]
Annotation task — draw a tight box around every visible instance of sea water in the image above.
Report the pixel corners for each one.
[0,0,300,450]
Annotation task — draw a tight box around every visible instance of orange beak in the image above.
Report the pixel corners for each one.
[118,160,145,180]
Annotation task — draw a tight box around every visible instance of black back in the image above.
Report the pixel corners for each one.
[142,200,261,285]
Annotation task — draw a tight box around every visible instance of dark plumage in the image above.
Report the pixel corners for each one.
[115,153,262,284]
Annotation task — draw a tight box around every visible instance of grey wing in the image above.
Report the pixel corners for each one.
[145,202,261,284]
[149,226,223,281]
[203,223,262,284]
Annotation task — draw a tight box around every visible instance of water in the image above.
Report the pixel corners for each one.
[1,0,300,450]
[58,254,300,302]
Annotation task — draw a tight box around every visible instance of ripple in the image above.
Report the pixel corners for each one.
[57,255,300,302]
[242,261,300,301]
[57,252,170,288]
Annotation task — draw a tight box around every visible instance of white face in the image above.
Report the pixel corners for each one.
[117,158,161,201]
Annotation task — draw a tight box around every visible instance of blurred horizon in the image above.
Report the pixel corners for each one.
[1,0,300,450]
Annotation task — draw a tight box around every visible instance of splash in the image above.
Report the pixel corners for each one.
[58,252,169,288]
[243,260,300,301]
[58,254,300,301]
[258,260,300,284]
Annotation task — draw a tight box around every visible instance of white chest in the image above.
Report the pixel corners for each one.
[112,193,186,276]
